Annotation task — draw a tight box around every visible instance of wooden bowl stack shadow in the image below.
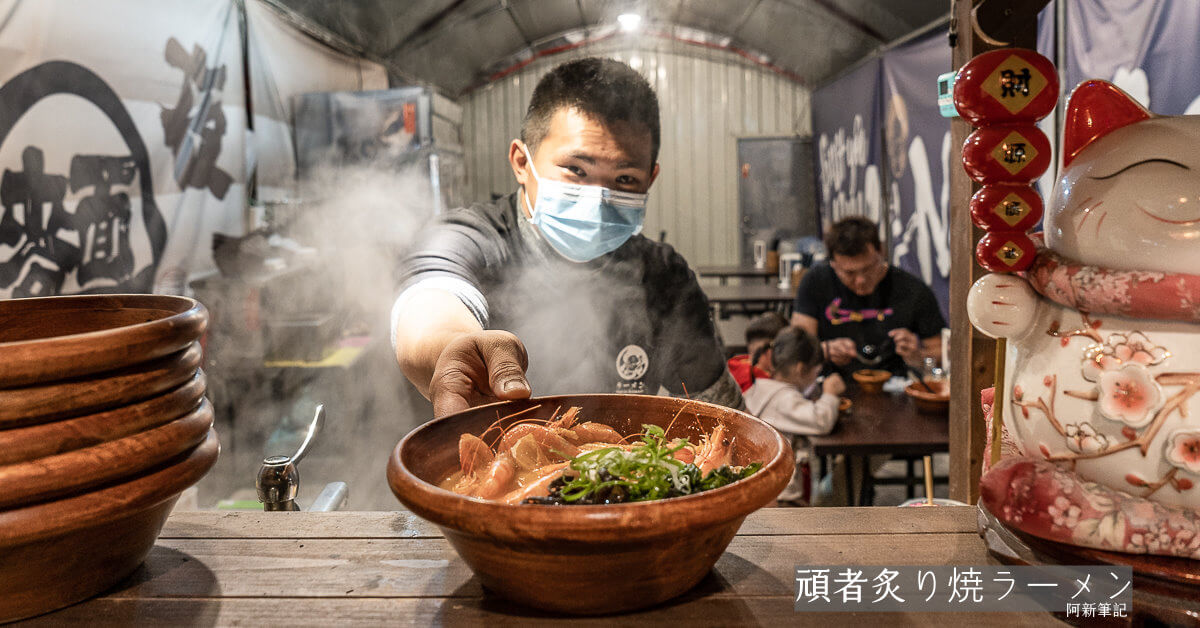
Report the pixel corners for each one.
[0,295,219,623]
[388,394,794,615]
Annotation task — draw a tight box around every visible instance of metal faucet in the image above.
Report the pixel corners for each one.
[257,405,348,511]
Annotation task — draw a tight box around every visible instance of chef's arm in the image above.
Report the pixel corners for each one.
[393,288,482,397]
[392,287,532,417]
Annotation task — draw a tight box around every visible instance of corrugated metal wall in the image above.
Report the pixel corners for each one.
[460,39,811,267]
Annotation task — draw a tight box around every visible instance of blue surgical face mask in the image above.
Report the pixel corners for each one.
[520,144,647,263]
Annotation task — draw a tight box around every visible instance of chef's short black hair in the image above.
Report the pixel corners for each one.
[825,217,882,258]
[521,57,660,168]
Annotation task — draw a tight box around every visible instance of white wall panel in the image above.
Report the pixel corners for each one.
[460,39,810,267]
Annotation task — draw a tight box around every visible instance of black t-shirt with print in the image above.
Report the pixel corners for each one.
[398,192,731,399]
[791,262,946,376]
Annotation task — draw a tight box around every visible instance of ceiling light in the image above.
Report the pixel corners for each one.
[618,13,642,32]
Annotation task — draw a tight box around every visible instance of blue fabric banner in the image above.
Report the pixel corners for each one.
[880,31,951,321]
[811,58,884,235]
[1040,0,1200,115]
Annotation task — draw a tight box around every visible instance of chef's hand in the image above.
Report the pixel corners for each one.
[822,338,857,366]
[889,328,921,365]
[430,330,532,418]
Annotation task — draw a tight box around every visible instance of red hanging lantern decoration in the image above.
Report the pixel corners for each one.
[954,48,1057,277]
[970,184,1044,232]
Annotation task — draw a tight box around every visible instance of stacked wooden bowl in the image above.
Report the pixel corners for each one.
[0,294,218,623]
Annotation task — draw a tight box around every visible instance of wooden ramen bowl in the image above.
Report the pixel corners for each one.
[0,399,213,509]
[0,372,207,465]
[0,342,202,427]
[0,294,207,389]
[852,368,891,393]
[387,394,793,615]
[905,380,950,415]
[0,430,218,623]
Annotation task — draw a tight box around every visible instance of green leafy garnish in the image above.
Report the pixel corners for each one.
[530,424,760,505]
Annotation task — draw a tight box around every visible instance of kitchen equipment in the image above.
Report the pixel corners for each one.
[258,405,322,511]
[387,394,792,615]
[263,313,339,362]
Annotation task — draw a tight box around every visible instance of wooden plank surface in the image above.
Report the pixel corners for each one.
[160,507,978,539]
[24,597,1063,627]
[22,597,1063,627]
[100,532,994,600]
[20,507,1070,626]
[809,392,950,456]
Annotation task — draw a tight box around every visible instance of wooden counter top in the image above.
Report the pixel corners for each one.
[22,507,1064,626]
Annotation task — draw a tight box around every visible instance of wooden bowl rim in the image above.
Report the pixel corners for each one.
[0,429,218,545]
[0,343,203,426]
[0,371,207,465]
[0,294,207,388]
[388,394,793,544]
[0,399,213,509]
[904,381,950,402]
[852,369,892,382]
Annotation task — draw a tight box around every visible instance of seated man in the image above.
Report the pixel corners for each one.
[392,57,742,417]
[726,311,787,392]
[791,217,945,377]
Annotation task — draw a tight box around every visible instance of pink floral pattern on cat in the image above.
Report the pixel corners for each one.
[1166,430,1200,474]
[1081,331,1170,382]
[1065,422,1110,454]
[1025,247,1200,323]
[1097,364,1163,428]
[980,457,1200,559]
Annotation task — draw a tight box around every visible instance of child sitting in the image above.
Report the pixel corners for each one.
[727,311,788,392]
[743,326,845,505]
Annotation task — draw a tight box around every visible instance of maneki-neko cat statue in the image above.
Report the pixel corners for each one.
[968,80,1200,559]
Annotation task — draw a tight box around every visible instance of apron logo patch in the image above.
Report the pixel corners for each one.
[616,344,649,381]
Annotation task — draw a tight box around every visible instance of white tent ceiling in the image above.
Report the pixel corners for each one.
[268,0,948,95]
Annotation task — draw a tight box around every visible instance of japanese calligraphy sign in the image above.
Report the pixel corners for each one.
[794,565,1133,613]
[953,48,1059,125]
[0,0,248,298]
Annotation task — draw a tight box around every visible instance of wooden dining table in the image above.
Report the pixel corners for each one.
[808,387,950,506]
[695,264,777,285]
[20,507,1063,626]
[703,284,795,319]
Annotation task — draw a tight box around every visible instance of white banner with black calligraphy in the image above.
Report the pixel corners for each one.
[0,0,248,298]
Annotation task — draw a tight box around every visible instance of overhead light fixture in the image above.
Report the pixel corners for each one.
[618,13,642,32]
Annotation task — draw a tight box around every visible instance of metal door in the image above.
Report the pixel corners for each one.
[737,137,818,266]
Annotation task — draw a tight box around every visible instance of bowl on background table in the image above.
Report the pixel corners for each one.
[905,379,950,415]
[387,394,793,615]
[851,369,891,394]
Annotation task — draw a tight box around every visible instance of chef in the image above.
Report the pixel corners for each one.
[391,57,741,417]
